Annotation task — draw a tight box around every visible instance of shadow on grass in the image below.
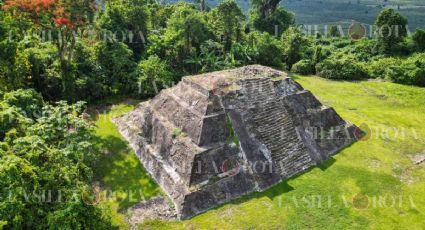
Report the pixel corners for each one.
[318,157,336,171]
[93,134,161,211]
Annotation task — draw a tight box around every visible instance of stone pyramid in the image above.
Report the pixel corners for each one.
[114,65,361,219]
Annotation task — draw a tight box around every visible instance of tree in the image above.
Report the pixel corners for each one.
[97,0,149,59]
[250,0,294,36]
[23,40,63,100]
[329,25,341,37]
[199,40,227,72]
[0,91,113,228]
[375,8,408,54]
[149,4,175,30]
[251,0,281,19]
[167,4,212,53]
[0,8,32,92]
[3,0,97,100]
[194,0,208,11]
[138,55,173,97]
[0,40,30,92]
[313,45,324,66]
[3,0,97,62]
[159,3,213,73]
[412,29,425,52]
[208,0,245,51]
[281,26,309,69]
[93,42,138,96]
[244,31,285,69]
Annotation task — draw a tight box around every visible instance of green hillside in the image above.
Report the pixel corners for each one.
[178,0,425,30]
[283,0,425,31]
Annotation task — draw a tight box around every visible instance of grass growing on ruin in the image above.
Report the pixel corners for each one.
[136,76,425,229]
[90,99,161,228]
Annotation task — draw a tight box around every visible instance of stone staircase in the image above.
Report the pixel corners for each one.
[238,78,315,177]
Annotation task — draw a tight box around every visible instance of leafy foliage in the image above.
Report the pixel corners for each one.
[316,55,369,80]
[250,4,294,37]
[385,53,425,86]
[244,31,285,69]
[0,89,112,229]
[281,26,310,69]
[93,42,138,96]
[208,0,244,51]
[138,55,173,97]
[412,29,425,52]
[292,59,314,75]
[97,0,149,59]
[0,1,425,228]
[375,8,408,54]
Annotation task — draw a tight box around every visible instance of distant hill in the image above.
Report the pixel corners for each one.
[172,0,425,31]
[282,0,425,31]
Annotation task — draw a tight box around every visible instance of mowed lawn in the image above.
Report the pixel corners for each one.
[93,77,425,229]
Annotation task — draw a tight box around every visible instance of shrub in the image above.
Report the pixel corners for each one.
[412,29,425,52]
[171,128,182,139]
[386,53,425,87]
[3,89,44,119]
[292,59,314,75]
[367,57,401,79]
[316,56,369,80]
[0,107,31,140]
[0,99,112,229]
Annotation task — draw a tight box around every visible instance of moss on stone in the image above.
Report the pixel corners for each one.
[171,128,183,139]
[226,115,240,147]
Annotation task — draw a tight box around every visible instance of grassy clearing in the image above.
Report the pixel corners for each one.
[135,76,425,229]
[89,99,161,228]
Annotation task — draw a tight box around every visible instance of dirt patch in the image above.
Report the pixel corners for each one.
[127,196,177,228]
[409,153,425,165]
[368,159,381,168]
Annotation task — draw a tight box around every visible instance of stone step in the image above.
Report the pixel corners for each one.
[237,78,316,177]
[253,116,290,124]
[147,108,204,185]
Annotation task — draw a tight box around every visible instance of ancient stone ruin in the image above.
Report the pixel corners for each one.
[114,65,361,219]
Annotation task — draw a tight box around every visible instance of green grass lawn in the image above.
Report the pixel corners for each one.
[92,77,425,229]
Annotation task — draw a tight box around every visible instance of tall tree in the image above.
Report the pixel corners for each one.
[159,3,212,73]
[375,8,408,54]
[281,26,309,69]
[97,0,149,59]
[3,0,97,62]
[208,0,245,51]
[250,0,294,37]
[3,0,98,100]
[412,29,425,52]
